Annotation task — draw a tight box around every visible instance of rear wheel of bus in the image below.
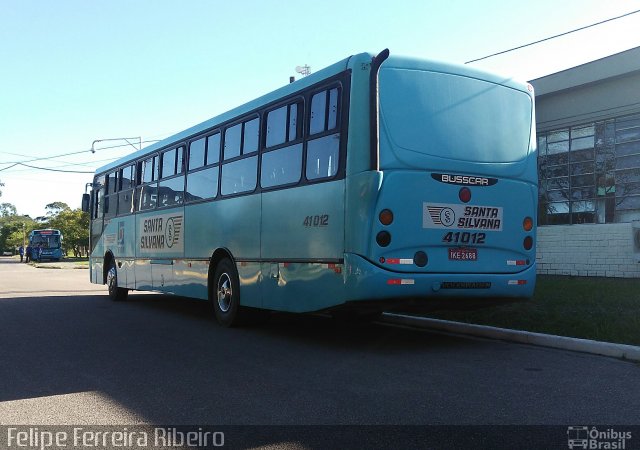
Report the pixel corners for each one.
[106,260,128,301]
[211,258,243,327]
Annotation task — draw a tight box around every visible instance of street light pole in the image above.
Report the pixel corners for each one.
[91,137,142,154]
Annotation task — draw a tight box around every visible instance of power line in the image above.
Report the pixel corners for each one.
[0,139,161,174]
[15,163,95,174]
[465,9,640,64]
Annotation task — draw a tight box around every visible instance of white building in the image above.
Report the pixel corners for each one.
[530,46,640,277]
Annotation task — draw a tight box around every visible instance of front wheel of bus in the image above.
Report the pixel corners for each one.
[107,261,128,301]
[212,258,242,327]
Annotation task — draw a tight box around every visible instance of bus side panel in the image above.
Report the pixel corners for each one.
[260,181,346,312]
[135,208,185,293]
[259,262,345,313]
[344,171,382,257]
[115,215,137,289]
[184,196,262,308]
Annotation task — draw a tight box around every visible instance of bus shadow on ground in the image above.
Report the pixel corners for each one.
[123,291,479,354]
[0,292,489,426]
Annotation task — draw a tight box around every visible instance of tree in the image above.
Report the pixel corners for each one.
[45,202,71,217]
[0,215,36,252]
[0,203,17,217]
[44,205,89,257]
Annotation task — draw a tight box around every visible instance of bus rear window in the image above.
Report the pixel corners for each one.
[379,69,532,164]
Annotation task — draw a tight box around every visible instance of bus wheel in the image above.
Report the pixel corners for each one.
[212,258,242,327]
[106,261,128,301]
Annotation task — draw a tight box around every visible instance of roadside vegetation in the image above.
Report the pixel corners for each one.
[419,275,640,346]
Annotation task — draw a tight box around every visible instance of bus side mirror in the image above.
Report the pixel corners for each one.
[81,193,90,213]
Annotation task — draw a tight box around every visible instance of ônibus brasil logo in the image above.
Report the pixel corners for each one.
[567,426,632,449]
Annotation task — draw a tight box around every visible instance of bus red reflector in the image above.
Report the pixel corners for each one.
[508,280,527,285]
[507,260,527,266]
[387,279,415,285]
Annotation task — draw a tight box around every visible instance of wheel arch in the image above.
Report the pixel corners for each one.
[207,248,236,291]
[103,251,115,285]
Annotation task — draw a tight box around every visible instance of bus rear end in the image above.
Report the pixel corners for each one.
[345,55,537,305]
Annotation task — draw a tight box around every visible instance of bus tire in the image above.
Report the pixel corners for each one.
[107,260,128,301]
[212,258,242,327]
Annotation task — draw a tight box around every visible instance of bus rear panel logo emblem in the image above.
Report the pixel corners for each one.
[428,206,456,227]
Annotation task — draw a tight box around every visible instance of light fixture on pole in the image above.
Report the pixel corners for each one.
[91,137,142,154]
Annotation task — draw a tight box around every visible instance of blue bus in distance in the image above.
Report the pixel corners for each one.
[29,229,63,261]
[82,49,537,326]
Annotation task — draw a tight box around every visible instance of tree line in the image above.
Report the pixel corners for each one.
[0,180,89,257]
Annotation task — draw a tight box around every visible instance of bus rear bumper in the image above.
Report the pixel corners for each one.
[343,253,536,302]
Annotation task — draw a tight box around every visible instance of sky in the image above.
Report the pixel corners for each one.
[1,0,640,218]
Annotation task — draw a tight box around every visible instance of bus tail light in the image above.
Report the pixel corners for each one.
[379,209,394,225]
[376,231,391,247]
[523,217,533,231]
[523,236,533,250]
[459,187,471,203]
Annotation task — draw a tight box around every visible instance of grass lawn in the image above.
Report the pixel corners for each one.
[419,275,640,346]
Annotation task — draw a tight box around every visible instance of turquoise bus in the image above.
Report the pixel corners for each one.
[29,229,63,261]
[82,49,537,326]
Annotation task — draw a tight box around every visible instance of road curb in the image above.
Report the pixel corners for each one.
[381,313,640,362]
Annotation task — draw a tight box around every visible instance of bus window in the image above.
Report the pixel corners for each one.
[136,184,158,211]
[104,195,117,219]
[289,103,299,141]
[119,165,134,190]
[261,143,302,188]
[309,91,327,135]
[176,146,185,174]
[107,171,118,195]
[266,106,287,148]
[185,166,219,202]
[310,88,340,135]
[94,188,104,219]
[267,103,300,148]
[306,133,340,180]
[140,157,155,183]
[161,148,177,178]
[243,118,259,154]
[327,88,339,130]
[221,156,257,195]
[158,176,184,207]
[189,138,206,171]
[117,189,133,215]
[224,124,241,160]
[207,133,221,165]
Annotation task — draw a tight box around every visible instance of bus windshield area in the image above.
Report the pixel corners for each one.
[30,234,60,249]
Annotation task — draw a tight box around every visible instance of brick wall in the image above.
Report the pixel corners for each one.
[536,223,640,278]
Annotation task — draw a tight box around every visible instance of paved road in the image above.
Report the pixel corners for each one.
[0,256,639,445]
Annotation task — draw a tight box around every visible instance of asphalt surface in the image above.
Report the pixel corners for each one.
[0,257,639,447]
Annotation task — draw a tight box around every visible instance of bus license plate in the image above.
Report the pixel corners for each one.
[449,248,477,261]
